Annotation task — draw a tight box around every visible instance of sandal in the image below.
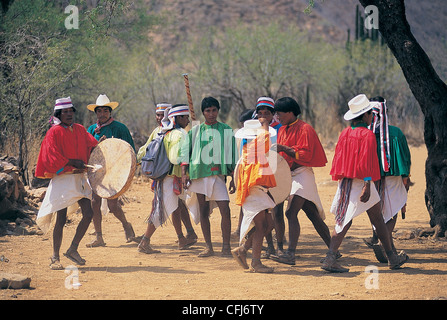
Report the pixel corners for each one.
[321,251,349,273]
[124,223,136,243]
[86,238,106,248]
[198,247,214,257]
[178,237,197,250]
[270,251,296,265]
[49,256,64,270]
[231,246,249,269]
[250,260,274,273]
[64,249,86,266]
[137,238,161,254]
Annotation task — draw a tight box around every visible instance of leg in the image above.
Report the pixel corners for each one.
[172,200,197,250]
[197,193,213,257]
[250,211,273,273]
[108,198,135,242]
[88,193,106,247]
[285,195,306,253]
[179,200,197,240]
[302,200,331,248]
[321,221,352,273]
[272,202,285,253]
[51,208,67,268]
[367,203,408,269]
[65,197,94,265]
[137,222,160,254]
[216,200,232,256]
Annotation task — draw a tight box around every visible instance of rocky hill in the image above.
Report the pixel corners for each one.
[143,0,446,75]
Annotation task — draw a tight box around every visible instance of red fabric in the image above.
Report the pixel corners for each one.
[35,124,98,179]
[277,119,327,168]
[330,126,381,181]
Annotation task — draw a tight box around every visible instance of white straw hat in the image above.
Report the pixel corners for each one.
[344,94,377,121]
[87,94,119,111]
[235,119,277,139]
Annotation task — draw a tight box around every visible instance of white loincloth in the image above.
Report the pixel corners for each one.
[37,173,92,234]
[239,186,276,244]
[149,176,187,228]
[185,175,229,224]
[380,176,408,223]
[330,178,380,234]
[290,166,325,219]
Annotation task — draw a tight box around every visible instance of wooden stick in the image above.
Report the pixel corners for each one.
[182,73,196,121]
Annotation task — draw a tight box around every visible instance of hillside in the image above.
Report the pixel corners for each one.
[143,0,446,77]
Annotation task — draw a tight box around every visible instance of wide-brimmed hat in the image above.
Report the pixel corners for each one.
[344,94,378,121]
[235,119,277,139]
[87,94,119,112]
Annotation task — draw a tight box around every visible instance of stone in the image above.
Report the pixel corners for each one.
[0,272,31,289]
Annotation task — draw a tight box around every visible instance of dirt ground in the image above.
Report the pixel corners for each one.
[1,145,446,301]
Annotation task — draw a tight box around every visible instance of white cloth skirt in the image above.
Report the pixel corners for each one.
[239,186,276,244]
[37,173,92,233]
[149,176,187,228]
[185,175,229,224]
[330,178,380,234]
[290,166,325,219]
[380,176,408,223]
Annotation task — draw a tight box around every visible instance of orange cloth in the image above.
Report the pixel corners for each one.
[236,131,276,206]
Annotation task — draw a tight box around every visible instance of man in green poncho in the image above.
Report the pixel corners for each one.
[364,96,412,262]
[86,94,137,247]
[180,96,237,257]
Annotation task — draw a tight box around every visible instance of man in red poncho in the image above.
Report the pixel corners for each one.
[35,97,98,269]
[270,97,331,266]
[322,94,409,273]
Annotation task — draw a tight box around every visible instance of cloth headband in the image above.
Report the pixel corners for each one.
[370,100,390,172]
[54,97,73,110]
[156,103,172,113]
[256,97,275,110]
[168,105,189,117]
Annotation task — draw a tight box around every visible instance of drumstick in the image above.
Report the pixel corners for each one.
[85,164,103,171]
[182,73,196,121]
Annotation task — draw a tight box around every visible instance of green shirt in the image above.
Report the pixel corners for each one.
[87,120,135,152]
[375,125,411,177]
[180,122,237,180]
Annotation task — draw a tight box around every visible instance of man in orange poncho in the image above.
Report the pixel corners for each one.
[231,119,277,273]
[322,94,409,273]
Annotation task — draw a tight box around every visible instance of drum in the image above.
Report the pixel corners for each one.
[87,138,136,199]
[234,150,291,204]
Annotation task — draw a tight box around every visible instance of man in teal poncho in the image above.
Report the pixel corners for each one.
[86,94,137,247]
[180,96,237,257]
[364,96,411,262]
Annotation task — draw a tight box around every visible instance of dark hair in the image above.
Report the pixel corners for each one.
[201,96,220,112]
[53,106,76,118]
[256,105,274,114]
[370,96,385,103]
[274,97,301,116]
[94,106,112,113]
[239,108,255,122]
[350,109,372,124]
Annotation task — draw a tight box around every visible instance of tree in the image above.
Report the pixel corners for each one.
[356,0,447,236]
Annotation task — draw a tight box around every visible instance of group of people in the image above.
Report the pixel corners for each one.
[35,91,411,274]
